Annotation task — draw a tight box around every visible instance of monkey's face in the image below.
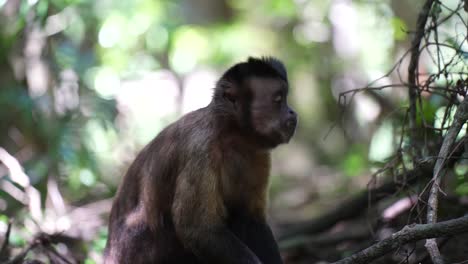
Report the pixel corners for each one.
[247,77,297,148]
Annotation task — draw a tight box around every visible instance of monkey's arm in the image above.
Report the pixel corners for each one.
[172,168,262,264]
[228,210,283,264]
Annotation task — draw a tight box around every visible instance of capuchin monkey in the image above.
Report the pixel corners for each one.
[104,57,297,264]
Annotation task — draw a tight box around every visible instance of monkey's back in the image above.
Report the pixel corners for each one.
[104,107,214,264]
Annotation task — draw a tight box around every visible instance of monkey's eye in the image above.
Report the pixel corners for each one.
[273,94,283,103]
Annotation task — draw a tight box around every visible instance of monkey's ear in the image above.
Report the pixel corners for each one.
[223,88,237,104]
[217,79,238,105]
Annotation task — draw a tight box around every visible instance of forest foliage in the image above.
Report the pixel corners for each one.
[0,0,467,263]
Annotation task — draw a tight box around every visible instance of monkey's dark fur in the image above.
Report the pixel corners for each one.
[104,57,297,264]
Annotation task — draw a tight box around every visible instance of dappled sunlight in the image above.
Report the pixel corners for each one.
[54,69,80,115]
[182,69,217,113]
[329,0,359,58]
[1,0,467,262]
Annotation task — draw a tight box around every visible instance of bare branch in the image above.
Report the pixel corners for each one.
[0,147,43,222]
[425,96,468,262]
[332,215,468,264]
[407,0,435,161]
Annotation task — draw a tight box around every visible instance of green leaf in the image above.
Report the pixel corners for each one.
[391,17,408,41]
[264,0,296,18]
[0,215,8,224]
[455,182,468,196]
[341,145,367,177]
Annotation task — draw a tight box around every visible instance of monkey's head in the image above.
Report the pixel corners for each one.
[213,57,298,149]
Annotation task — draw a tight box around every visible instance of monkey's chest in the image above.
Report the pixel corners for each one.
[220,165,268,208]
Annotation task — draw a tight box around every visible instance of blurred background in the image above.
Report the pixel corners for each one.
[0,0,467,263]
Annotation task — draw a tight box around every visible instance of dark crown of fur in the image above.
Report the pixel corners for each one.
[217,57,288,89]
[248,57,288,82]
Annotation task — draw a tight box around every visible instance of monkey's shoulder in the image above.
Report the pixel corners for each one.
[142,107,216,160]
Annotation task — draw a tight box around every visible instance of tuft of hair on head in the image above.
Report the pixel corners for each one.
[247,56,288,82]
[214,56,288,99]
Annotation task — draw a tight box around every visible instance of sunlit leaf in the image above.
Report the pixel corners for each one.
[170,26,211,74]
[391,17,407,41]
[341,145,367,177]
[0,215,8,223]
[98,13,127,48]
[264,0,296,18]
[369,122,395,162]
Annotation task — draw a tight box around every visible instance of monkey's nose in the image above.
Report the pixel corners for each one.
[286,109,297,129]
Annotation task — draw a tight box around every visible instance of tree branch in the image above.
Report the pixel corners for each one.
[425,96,468,263]
[407,0,434,160]
[332,215,468,264]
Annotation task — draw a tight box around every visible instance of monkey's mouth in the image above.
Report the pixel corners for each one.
[281,128,296,143]
[275,125,296,144]
[255,121,297,148]
[281,119,297,143]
